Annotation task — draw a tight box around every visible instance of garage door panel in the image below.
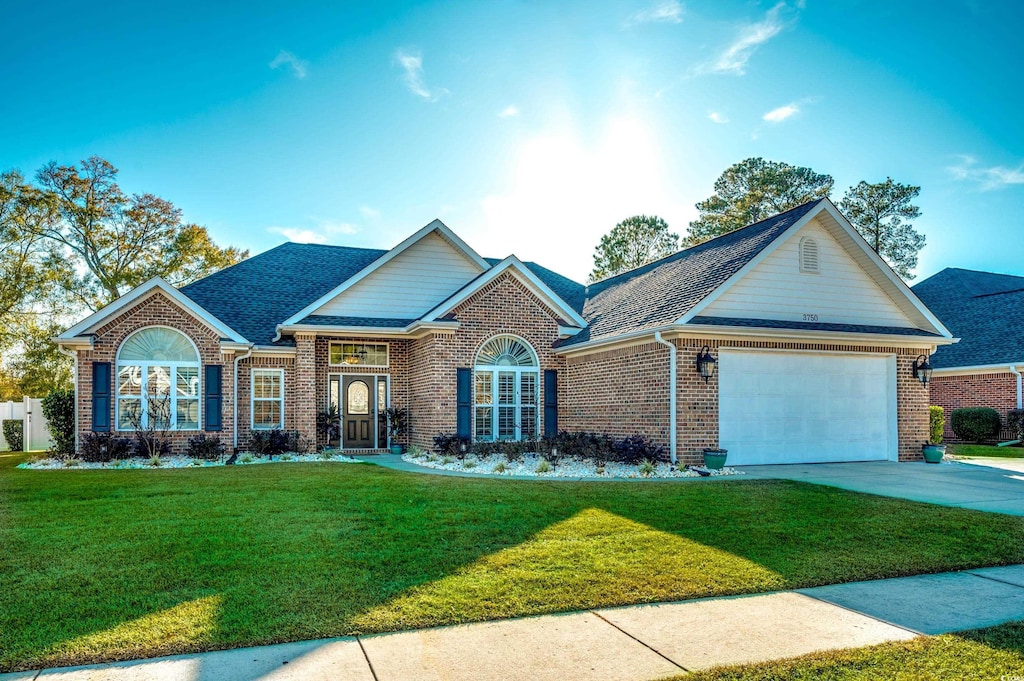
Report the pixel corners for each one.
[718,350,895,465]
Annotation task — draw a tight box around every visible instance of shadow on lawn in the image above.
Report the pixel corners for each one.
[4,457,1024,672]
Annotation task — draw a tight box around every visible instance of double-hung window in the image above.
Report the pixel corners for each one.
[252,369,284,430]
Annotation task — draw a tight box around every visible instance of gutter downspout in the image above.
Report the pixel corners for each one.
[233,346,254,451]
[654,331,678,464]
[1011,365,1023,410]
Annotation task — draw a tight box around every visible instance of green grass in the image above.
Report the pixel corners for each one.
[676,621,1024,680]
[951,443,1024,458]
[3,452,1024,671]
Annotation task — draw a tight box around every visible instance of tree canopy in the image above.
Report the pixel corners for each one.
[839,178,925,280]
[36,157,248,311]
[687,158,834,245]
[589,215,679,282]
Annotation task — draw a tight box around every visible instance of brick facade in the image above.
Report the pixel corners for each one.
[72,280,932,464]
[930,372,1018,440]
[75,292,236,453]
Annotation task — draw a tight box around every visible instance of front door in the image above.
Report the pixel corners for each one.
[343,376,374,448]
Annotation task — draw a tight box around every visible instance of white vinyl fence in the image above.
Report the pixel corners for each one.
[0,397,52,452]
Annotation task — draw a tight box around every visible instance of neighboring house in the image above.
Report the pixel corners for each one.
[913,268,1024,438]
[57,199,952,465]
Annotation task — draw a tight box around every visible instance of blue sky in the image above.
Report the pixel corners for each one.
[3,0,1022,283]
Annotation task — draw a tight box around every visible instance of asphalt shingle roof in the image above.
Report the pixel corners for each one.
[559,199,825,346]
[912,268,1024,368]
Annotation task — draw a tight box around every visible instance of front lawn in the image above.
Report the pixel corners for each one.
[951,443,1024,458]
[3,452,1024,671]
[681,621,1024,680]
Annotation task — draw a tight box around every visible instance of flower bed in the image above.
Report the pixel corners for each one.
[17,450,362,470]
[402,451,743,479]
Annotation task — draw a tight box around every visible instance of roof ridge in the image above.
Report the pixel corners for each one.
[587,198,824,291]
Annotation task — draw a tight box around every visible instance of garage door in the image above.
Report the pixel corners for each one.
[718,350,896,465]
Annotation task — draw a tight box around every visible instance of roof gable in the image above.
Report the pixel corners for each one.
[282,219,489,325]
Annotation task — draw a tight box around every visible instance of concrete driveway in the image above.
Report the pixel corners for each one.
[741,460,1024,515]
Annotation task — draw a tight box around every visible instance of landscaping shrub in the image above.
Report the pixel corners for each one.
[249,429,292,457]
[79,432,133,462]
[950,407,1001,443]
[133,431,171,459]
[433,432,470,458]
[1008,409,1024,442]
[929,405,945,445]
[547,431,615,462]
[2,419,23,452]
[41,388,75,459]
[187,434,225,461]
[611,434,667,464]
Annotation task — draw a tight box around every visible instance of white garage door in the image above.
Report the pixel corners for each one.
[718,350,896,465]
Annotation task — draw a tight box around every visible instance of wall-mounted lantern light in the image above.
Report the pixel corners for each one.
[912,354,933,386]
[696,346,717,383]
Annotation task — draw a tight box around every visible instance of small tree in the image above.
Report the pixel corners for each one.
[929,406,945,445]
[589,215,679,282]
[41,388,75,459]
[126,394,172,459]
[385,407,409,442]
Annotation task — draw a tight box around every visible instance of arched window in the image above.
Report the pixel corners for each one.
[474,335,539,441]
[799,236,820,274]
[116,327,201,431]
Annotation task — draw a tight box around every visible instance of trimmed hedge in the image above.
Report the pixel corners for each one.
[950,407,1001,443]
[1008,409,1024,442]
[41,389,75,459]
[929,406,945,445]
[2,419,23,452]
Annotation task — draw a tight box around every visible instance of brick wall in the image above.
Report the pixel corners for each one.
[406,271,567,450]
[930,372,1018,440]
[235,354,296,450]
[75,292,235,454]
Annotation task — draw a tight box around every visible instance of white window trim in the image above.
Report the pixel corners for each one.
[473,335,540,442]
[251,368,285,430]
[115,326,202,432]
[328,341,390,368]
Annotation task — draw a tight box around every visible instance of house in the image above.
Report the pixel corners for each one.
[56,199,953,465]
[913,268,1024,438]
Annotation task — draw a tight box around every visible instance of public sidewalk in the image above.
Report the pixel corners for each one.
[6,565,1024,681]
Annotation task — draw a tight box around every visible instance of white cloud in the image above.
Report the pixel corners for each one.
[699,2,792,76]
[762,102,799,123]
[473,117,690,282]
[628,1,684,25]
[359,205,381,219]
[267,220,359,244]
[498,105,520,118]
[394,49,449,101]
[708,111,728,124]
[269,50,309,79]
[948,155,1024,191]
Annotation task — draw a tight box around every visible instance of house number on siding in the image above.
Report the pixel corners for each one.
[802,313,819,322]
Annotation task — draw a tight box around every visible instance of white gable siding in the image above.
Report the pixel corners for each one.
[702,218,914,328]
[314,232,484,319]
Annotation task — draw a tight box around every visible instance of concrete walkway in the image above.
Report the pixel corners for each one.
[742,460,1024,515]
[7,565,1024,681]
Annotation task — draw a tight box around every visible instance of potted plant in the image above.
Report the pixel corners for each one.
[923,405,946,463]
[317,404,341,447]
[703,447,728,470]
[385,407,408,455]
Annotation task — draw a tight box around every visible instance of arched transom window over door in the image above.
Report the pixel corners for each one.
[474,336,539,441]
[116,327,201,431]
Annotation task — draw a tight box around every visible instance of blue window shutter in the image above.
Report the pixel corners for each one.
[204,365,223,432]
[92,362,111,432]
[544,369,558,438]
[456,367,471,439]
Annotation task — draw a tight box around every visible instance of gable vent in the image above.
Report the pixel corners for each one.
[799,237,820,274]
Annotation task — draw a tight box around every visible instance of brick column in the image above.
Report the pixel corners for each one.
[295,333,317,448]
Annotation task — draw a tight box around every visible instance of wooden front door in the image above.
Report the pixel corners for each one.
[343,376,374,448]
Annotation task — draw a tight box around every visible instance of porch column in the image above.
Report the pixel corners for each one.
[294,332,318,448]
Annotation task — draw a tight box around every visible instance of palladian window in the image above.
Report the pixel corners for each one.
[474,335,539,441]
[116,327,200,431]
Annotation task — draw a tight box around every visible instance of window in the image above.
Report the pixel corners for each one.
[474,335,539,441]
[329,342,388,367]
[799,237,820,274]
[252,369,284,430]
[116,327,200,431]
